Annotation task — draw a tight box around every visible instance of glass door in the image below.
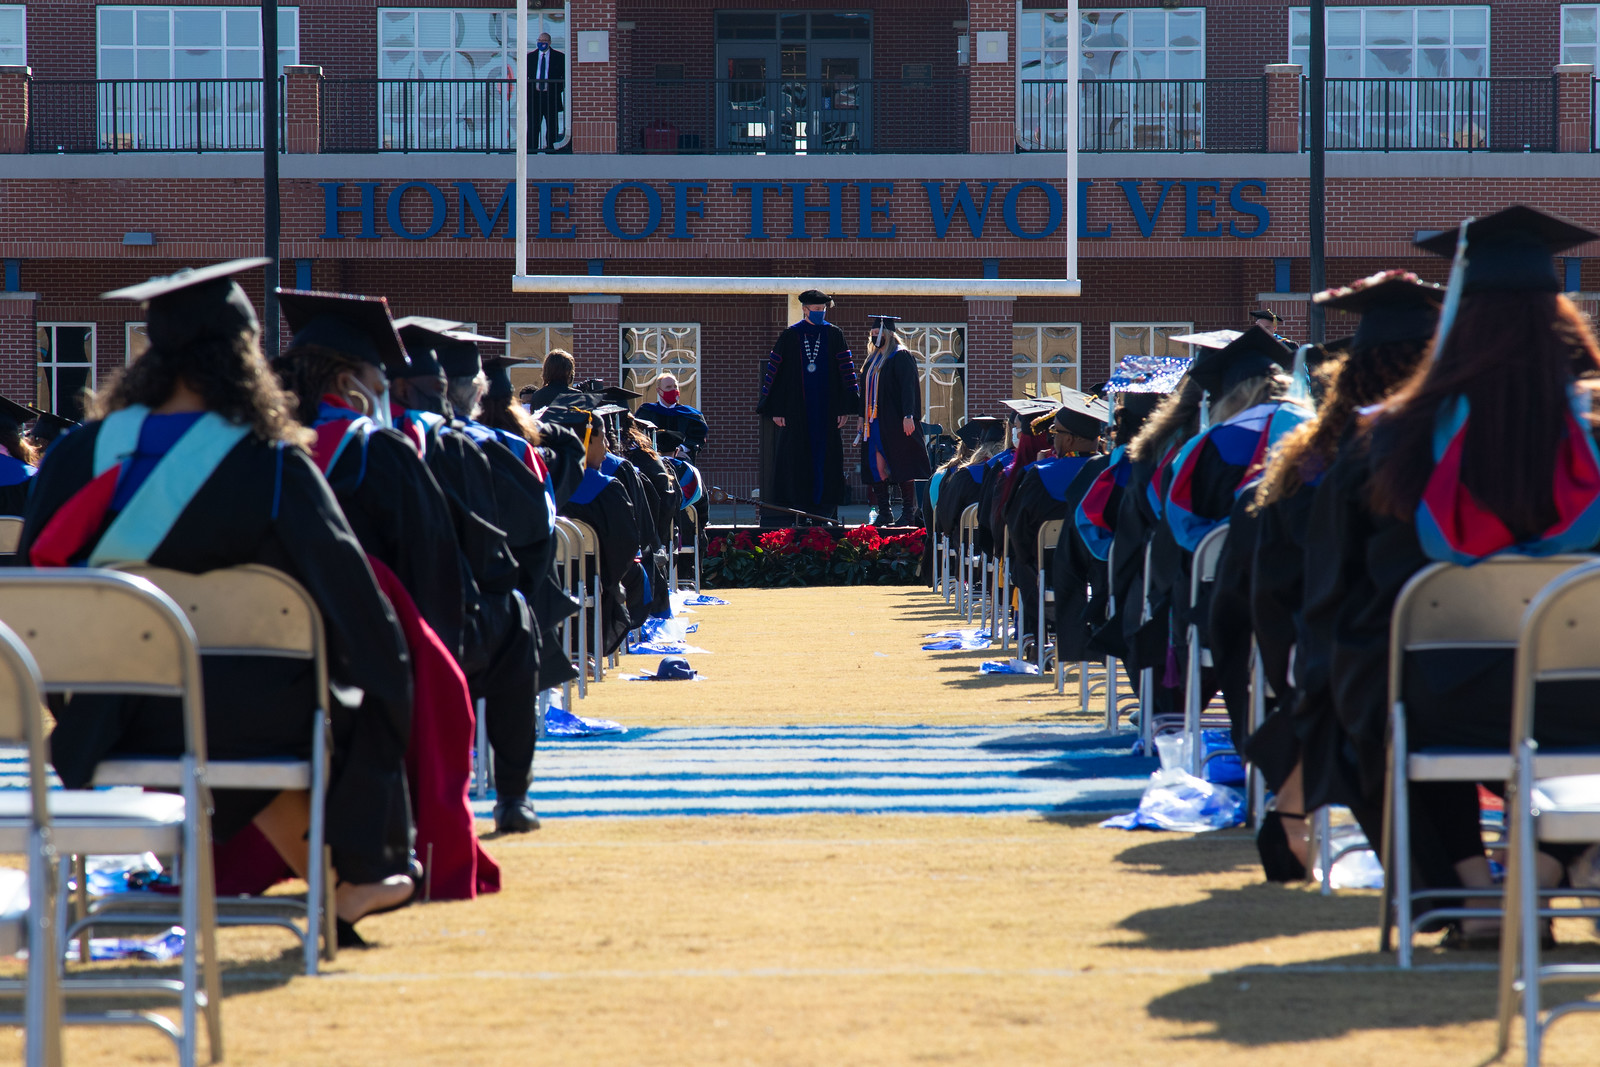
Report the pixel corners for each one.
[720,49,777,153]
[809,45,869,152]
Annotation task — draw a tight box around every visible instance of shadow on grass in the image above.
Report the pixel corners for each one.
[1112,832,1263,878]
[1111,881,1379,952]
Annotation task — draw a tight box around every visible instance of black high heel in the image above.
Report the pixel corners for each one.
[334,875,419,948]
[1257,810,1309,883]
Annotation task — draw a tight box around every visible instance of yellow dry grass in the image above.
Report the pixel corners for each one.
[4,586,1598,1065]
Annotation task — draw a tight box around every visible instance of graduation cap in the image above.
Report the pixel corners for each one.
[1107,354,1191,394]
[434,327,505,380]
[1116,391,1164,431]
[278,289,410,376]
[1249,309,1281,326]
[1186,324,1294,397]
[483,353,532,400]
[393,316,458,379]
[999,397,1059,421]
[1169,329,1242,351]
[601,385,643,404]
[867,314,901,335]
[1313,270,1444,349]
[955,416,1006,446]
[648,656,696,681]
[103,257,269,352]
[656,428,688,452]
[0,394,37,430]
[1415,205,1598,294]
[1046,391,1109,439]
[798,289,832,306]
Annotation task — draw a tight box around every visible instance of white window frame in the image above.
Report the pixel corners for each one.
[125,321,148,364]
[96,6,300,79]
[1287,6,1489,77]
[1562,5,1600,65]
[898,322,967,434]
[1012,323,1082,400]
[1109,322,1193,365]
[506,322,573,398]
[620,323,701,409]
[0,5,26,66]
[36,322,98,418]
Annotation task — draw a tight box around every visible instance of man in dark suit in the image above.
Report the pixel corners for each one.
[526,32,567,152]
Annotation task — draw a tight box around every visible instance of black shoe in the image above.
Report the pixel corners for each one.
[494,798,542,833]
[895,508,918,527]
[1257,810,1308,883]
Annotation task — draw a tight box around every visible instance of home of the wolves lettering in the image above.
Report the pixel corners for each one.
[318,179,1272,242]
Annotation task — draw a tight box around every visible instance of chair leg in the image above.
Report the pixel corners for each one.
[1140,666,1154,756]
[26,827,62,1067]
[592,586,605,682]
[196,806,223,1063]
[305,713,328,976]
[1394,705,1414,969]
[1104,656,1118,733]
[1036,576,1046,675]
[1495,744,1528,1060]
[1184,624,1201,776]
[575,590,589,698]
[1517,740,1543,1066]
[1379,714,1398,952]
[1317,807,1334,896]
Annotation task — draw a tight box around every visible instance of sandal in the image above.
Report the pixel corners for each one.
[334,875,418,948]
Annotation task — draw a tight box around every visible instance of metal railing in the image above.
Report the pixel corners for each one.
[1593,78,1599,153]
[1304,77,1556,151]
[27,78,285,153]
[1018,78,1267,152]
[617,76,967,154]
[320,78,521,152]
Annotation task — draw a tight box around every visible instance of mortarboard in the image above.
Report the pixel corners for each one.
[1169,329,1241,350]
[656,428,687,451]
[1186,324,1295,397]
[0,394,38,429]
[393,316,457,379]
[25,405,78,443]
[1107,354,1191,394]
[867,314,901,334]
[431,328,500,380]
[483,353,532,400]
[104,257,269,352]
[955,416,1006,446]
[798,289,832,306]
[278,289,410,376]
[1314,270,1444,349]
[1000,397,1059,420]
[1047,391,1109,438]
[601,385,644,404]
[1415,205,1598,294]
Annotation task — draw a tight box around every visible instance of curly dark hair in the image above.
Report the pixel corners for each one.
[0,418,38,466]
[271,343,369,426]
[479,392,542,445]
[91,328,311,446]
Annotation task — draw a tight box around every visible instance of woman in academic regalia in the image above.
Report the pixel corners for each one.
[1301,207,1600,938]
[21,260,417,934]
[932,418,1004,543]
[859,315,932,526]
[554,405,647,655]
[1240,272,1440,879]
[0,396,40,516]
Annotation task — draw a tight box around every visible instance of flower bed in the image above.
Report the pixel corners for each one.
[702,526,927,588]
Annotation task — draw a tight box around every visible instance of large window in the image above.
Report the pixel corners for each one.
[95,7,299,149]
[1013,325,1081,400]
[1288,6,1488,77]
[1018,8,1206,151]
[1563,6,1600,66]
[36,324,96,420]
[507,322,573,397]
[1111,323,1192,365]
[0,6,24,66]
[898,324,965,435]
[621,325,700,408]
[377,8,566,150]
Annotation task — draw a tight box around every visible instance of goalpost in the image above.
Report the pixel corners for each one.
[511,0,1080,308]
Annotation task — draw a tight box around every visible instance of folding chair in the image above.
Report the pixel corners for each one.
[1183,525,1231,776]
[1380,555,1595,968]
[0,516,22,555]
[1247,639,1270,829]
[957,504,980,621]
[1035,519,1064,675]
[90,564,336,978]
[0,570,221,1066]
[1494,558,1600,1065]
[672,503,701,594]
[551,518,585,702]
[1138,540,1156,756]
[565,517,605,683]
[997,529,1013,652]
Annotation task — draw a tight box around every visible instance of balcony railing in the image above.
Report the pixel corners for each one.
[320,78,520,152]
[617,76,967,154]
[27,78,284,153]
[1018,78,1268,152]
[1303,77,1556,151]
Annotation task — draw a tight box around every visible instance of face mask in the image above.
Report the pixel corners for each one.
[659,388,680,406]
[538,41,549,50]
[1011,427,1021,447]
[806,309,826,325]
[348,377,391,430]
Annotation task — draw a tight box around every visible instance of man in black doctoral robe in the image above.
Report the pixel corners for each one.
[756,289,860,520]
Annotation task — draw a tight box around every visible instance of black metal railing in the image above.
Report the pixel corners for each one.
[27,78,285,153]
[1017,78,1267,152]
[1593,78,1599,152]
[617,76,967,154]
[1303,77,1556,151]
[320,78,520,152]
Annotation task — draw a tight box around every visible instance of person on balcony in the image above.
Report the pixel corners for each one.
[525,31,568,154]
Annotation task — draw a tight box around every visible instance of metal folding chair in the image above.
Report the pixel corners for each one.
[1035,519,1064,675]
[1380,556,1595,967]
[1183,525,1231,776]
[565,517,605,683]
[672,503,701,594]
[0,570,222,1066]
[1138,540,1156,756]
[957,504,980,621]
[1494,559,1600,1065]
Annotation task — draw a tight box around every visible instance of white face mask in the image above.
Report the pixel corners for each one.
[348,377,391,430]
[1011,426,1021,447]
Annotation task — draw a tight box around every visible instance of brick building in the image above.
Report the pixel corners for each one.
[2,1,1599,495]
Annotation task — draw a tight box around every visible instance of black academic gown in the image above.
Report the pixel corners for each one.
[20,424,414,883]
[756,320,860,514]
[933,460,986,541]
[611,456,670,619]
[1006,454,1100,643]
[635,402,709,458]
[1241,484,1317,788]
[1207,491,1265,753]
[860,347,932,485]
[561,466,645,655]
[974,450,1014,557]
[1045,455,1114,662]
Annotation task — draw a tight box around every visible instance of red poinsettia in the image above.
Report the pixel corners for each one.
[843,525,884,550]
[798,526,837,556]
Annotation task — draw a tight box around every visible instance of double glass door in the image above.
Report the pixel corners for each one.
[719,43,871,153]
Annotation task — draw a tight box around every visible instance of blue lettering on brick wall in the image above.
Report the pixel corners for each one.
[602,182,663,240]
[1228,180,1271,239]
[319,182,380,239]
[386,182,447,240]
[454,181,514,239]
[1001,181,1062,240]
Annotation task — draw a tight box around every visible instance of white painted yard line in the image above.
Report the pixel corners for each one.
[531,774,1143,796]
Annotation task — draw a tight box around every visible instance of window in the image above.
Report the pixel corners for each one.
[1289,6,1488,77]
[126,322,149,363]
[36,324,96,420]
[899,324,966,435]
[1013,325,1081,400]
[1018,9,1206,151]
[620,325,700,408]
[96,7,300,149]
[1563,6,1599,66]
[1111,323,1192,365]
[507,322,573,397]
[0,5,25,66]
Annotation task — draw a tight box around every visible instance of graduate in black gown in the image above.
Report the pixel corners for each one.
[553,404,647,654]
[1003,393,1108,656]
[931,419,1004,544]
[1300,207,1600,935]
[24,259,417,934]
[0,395,41,516]
[859,315,933,526]
[635,372,708,461]
[1242,273,1440,879]
[757,289,860,518]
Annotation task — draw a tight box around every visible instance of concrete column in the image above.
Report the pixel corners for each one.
[0,66,30,154]
[568,295,620,384]
[569,0,617,153]
[964,296,1015,417]
[965,0,1014,154]
[1264,64,1302,153]
[0,293,37,401]
[1555,64,1595,154]
[283,65,322,154]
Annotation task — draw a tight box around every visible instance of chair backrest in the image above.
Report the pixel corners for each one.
[683,504,697,528]
[1189,524,1229,600]
[0,569,205,758]
[1388,556,1594,720]
[567,516,601,558]
[0,516,23,554]
[1037,518,1065,572]
[959,504,979,535]
[1512,559,1600,744]
[0,619,50,824]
